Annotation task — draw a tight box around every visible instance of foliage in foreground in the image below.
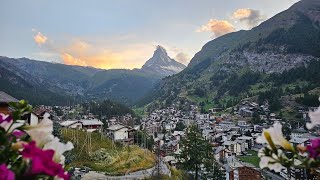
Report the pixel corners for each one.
[257,101,320,177]
[0,100,73,180]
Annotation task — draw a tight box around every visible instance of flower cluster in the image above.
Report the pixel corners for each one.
[0,100,73,180]
[257,99,320,173]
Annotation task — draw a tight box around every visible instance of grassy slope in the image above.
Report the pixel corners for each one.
[61,129,155,175]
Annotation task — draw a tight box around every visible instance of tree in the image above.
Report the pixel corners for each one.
[175,121,186,131]
[251,111,262,125]
[177,125,223,179]
[203,161,224,180]
[134,130,154,151]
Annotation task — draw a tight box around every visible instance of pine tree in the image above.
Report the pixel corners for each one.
[177,125,223,179]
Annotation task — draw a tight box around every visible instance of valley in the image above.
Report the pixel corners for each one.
[1,0,320,179]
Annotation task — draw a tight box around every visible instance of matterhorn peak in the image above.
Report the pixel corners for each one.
[141,45,186,76]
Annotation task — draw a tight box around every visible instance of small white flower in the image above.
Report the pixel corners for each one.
[306,104,320,130]
[43,137,74,165]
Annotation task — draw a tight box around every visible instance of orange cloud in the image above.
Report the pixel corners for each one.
[232,8,265,28]
[59,40,153,69]
[197,19,236,38]
[60,51,124,69]
[233,8,252,19]
[34,32,47,45]
[33,33,184,69]
[175,52,190,65]
[61,53,87,66]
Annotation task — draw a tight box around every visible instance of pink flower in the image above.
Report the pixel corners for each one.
[0,113,12,123]
[0,113,23,132]
[21,141,70,180]
[12,130,25,138]
[306,138,320,158]
[0,164,15,180]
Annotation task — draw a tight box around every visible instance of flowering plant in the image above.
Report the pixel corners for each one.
[0,100,73,180]
[257,100,320,175]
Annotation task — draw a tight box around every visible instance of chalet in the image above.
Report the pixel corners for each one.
[0,91,19,115]
[214,146,230,163]
[60,119,103,132]
[107,124,129,141]
[222,141,242,155]
[160,140,179,156]
[145,122,161,136]
[81,119,103,131]
[239,107,253,117]
[225,156,262,180]
[237,136,254,150]
[289,137,309,147]
[60,120,82,129]
[253,125,263,132]
[27,108,52,126]
[291,128,308,139]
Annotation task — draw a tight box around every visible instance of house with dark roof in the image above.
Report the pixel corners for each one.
[0,91,18,114]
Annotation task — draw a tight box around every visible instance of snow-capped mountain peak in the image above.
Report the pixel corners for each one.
[141,46,186,76]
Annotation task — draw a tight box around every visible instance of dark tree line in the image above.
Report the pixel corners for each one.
[82,100,135,119]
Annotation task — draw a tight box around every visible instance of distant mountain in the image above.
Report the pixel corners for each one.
[141,46,186,76]
[139,0,320,110]
[0,46,185,106]
[0,59,76,105]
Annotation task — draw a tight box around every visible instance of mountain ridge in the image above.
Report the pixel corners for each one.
[0,46,185,106]
[139,0,320,110]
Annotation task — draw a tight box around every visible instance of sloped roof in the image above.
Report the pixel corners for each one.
[32,108,48,117]
[80,119,103,126]
[60,120,78,127]
[214,146,225,154]
[60,119,103,127]
[289,137,309,144]
[0,91,18,104]
[107,124,126,131]
[238,136,253,140]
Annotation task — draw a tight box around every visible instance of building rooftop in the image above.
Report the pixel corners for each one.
[289,137,309,144]
[0,91,18,104]
[60,119,103,127]
[238,135,253,140]
[60,120,78,127]
[80,119,103,126]
[107,124,126,131]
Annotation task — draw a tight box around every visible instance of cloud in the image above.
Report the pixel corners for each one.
[175,52,190,65]
[156,44,191,65]
[197,19,236,38]
[60,49,125,69]
[232,8,266,28]
[59,40,156,69]
[32,33,150,69]
[61,53,87,66]
[32,32,188,69]
[34,32,47,45]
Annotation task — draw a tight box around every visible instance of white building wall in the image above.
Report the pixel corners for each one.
[114,128,128,140]
[30,113,39,126]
